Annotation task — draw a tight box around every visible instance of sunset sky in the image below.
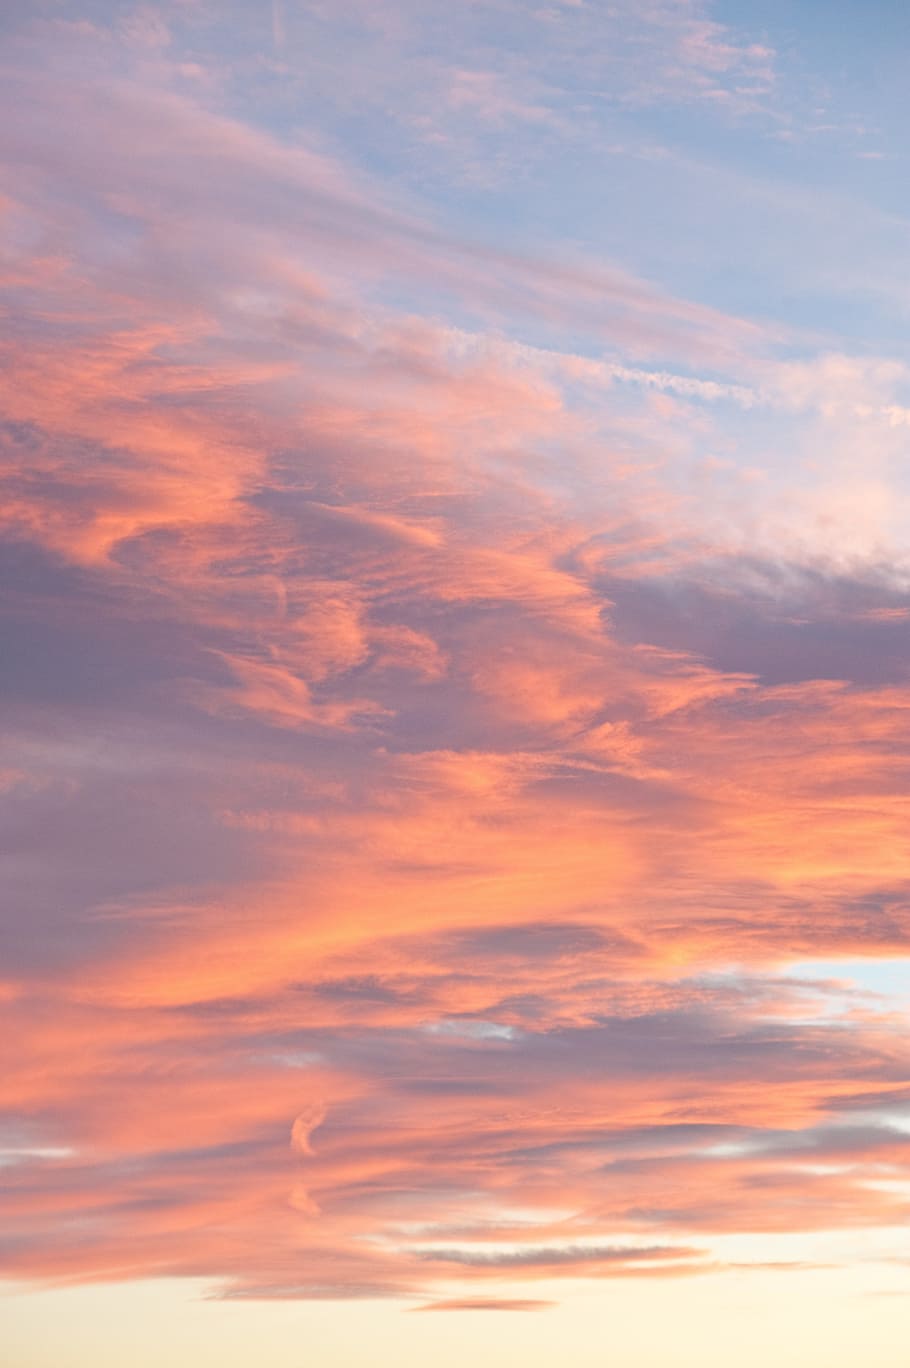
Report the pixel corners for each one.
[3,2,910,1364]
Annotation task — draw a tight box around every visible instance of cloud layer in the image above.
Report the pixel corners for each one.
[2,0,910,1317]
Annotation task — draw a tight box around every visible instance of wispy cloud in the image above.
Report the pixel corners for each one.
[2,0,910,1337]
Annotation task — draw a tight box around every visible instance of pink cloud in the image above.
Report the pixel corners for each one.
[1,2,910,1320]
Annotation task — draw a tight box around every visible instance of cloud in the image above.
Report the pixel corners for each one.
[411,1298,555,1311]
[2,0,910,1317]
[414,1243,703,1269]
[291,1103,328,1157]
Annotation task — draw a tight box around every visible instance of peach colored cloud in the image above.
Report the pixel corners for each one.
[2,2,910,1314]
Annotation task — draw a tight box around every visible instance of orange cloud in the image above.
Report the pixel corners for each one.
[2,8,910,1315]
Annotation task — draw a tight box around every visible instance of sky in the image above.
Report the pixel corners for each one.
[2,2,910,1364]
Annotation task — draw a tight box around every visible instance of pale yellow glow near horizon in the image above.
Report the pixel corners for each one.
[3,1266,909,1368]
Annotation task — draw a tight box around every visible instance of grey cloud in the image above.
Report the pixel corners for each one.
[600,558,910,689]
[415,1242,701,1268]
